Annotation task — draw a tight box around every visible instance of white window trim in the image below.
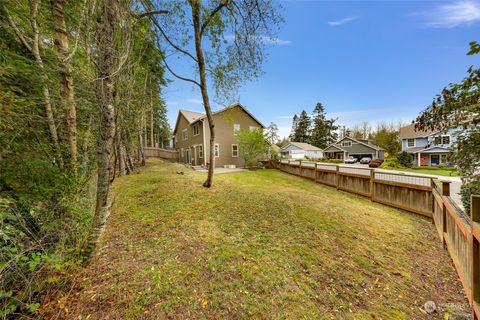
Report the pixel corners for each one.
[341,141,352,147]
[214,143,220,158]
[407,138,415,148]
[193,123,199,136]
[232,144,239,157]
[182,129,188,141]
[198,145,203,158]
[233,124,240,135]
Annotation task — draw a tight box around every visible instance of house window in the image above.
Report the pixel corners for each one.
[249,126,257,131]
[198,145,203,158]
[181,148,184,158]
[441,154,447,163]
[214,144,219,158]
[232,144,239,157]
[433,135,450,145]
[407,139,415,147]
[192,123,199,136]
[341,141,352,147]
[233,124,240,135]
[182,129,188,141]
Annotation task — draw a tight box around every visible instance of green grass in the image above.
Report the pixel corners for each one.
[60,159,465,319]
[395,168,460,177]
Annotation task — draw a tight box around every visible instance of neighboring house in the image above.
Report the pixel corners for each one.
[280,142,323,160]
[399,123,457,166]
[324,137,385,160]
[173,103,264,168]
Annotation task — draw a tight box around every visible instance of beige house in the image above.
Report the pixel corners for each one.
[173,103,264,168]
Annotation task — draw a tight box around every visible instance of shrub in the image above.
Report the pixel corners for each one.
[397,151,413,167]
[461,178,480,215]
[380,159,404,169]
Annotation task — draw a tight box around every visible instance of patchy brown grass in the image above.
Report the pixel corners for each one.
[44,159,467,319]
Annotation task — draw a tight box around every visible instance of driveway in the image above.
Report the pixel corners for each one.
[337,163,464,211]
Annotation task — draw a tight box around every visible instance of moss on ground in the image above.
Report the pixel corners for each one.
[55,159,466,319]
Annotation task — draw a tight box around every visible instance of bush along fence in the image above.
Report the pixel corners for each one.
[144,147,179,161]
[274,159,480,318]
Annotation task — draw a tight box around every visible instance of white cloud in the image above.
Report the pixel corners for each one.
[225,34,292,46]
[423,0,480,28]
[328,16,357,27]
[276,115,294,119]
[166,100,179,106]
[187,98,203,105]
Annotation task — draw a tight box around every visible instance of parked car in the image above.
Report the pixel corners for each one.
[344,157,358,164]
[359,157,372,164]
[369,159,384,168]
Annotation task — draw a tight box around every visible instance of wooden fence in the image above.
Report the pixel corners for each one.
[274,160,480,318]
[144,147,178,161]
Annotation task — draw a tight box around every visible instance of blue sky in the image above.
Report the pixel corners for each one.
[163,0,480,138]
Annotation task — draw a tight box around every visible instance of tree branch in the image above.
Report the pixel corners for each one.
[160,53,200,87]
[200,1,229,36]
[148,16,198,63]
[135,10,169,19]
[5,8,32,53]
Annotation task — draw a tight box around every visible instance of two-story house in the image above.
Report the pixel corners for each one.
[323,137,385,160]
[399,123,456,166]
[173,103,264,168]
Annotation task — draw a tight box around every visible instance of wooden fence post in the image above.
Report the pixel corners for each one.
[370,169,375,201]
[315,162,318,183]
[335,165,339,189]
[441,181,451,247]
[471,195,480,319]
[441,181,451,197]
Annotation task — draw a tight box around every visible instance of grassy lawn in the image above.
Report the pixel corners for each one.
[394,168,460,177]
[60,159,465,319]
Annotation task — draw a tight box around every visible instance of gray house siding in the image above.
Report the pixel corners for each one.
[325,137,384,160]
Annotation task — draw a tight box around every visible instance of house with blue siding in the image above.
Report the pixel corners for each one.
[399,123,457,166]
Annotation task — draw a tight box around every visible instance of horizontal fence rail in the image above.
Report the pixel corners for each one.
[272,160,479,318]
[144,147,179,160]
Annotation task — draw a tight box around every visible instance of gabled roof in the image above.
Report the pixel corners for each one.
[181,109,205,123]
[327,136,384,151]
[324,144,346,152]
[406,145,450,154]
[399,123,436,140]
[281,142,323,151]
[174,103,264,135]
[173,109,205,135]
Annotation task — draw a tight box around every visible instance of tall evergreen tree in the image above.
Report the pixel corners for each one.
[266,122,279,145]
[310,102,338,148]
[294,110,311,143]
[289,114,298,141]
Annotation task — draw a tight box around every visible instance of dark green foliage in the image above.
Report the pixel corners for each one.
[461,178,480,215]
[416,41,480,211]
[310,102,338,148]
[0,0,168,317]
[397,151,413,167]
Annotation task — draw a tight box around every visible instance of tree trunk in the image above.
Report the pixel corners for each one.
[51,0,77,171]
[150,109,154,147]
[87,0,117,254]
[30,1,60,154]
[191,3,215,187]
